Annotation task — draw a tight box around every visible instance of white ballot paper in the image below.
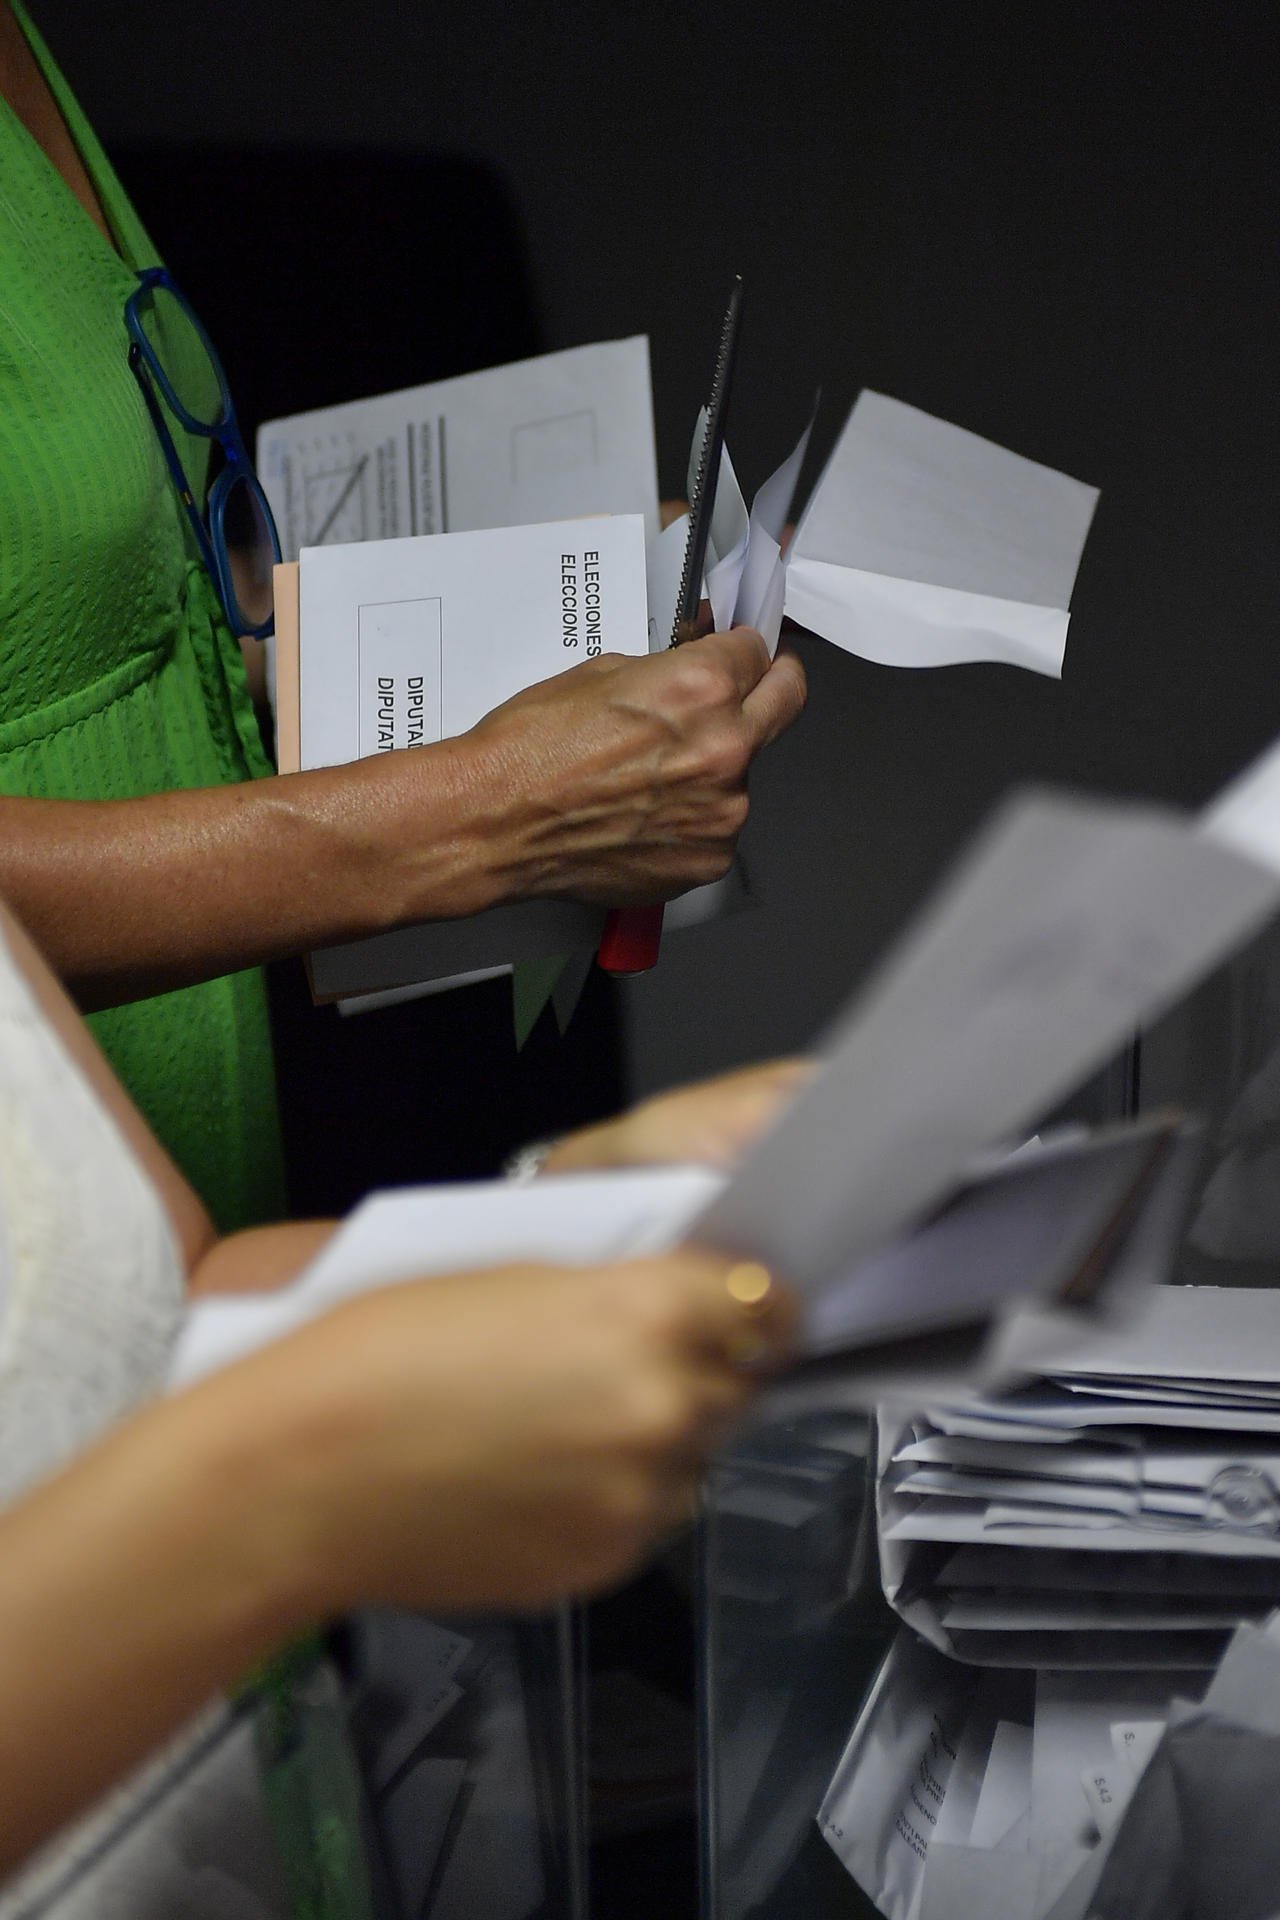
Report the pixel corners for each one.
[785,392,1098,676]
[258,337,661,555]
[676,391,1098,672]
[297,516,648,768]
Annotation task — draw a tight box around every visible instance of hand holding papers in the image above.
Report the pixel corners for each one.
[177,763,1280,1396]
[263,319,1099,1012]
[692,787,1280,1291]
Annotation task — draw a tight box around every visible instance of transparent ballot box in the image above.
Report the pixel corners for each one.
[341,1608,585,1920]
[696,1409,893,1920]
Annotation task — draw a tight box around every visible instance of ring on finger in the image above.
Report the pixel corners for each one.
[724,1261,778,1368]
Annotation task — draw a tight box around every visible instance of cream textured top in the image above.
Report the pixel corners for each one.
[0,925,184,1504]
[0,929,290,1916]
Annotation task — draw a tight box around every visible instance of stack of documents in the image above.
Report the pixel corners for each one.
[877,1286,1280,1670]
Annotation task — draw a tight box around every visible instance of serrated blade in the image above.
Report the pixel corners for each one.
[670,276,744,647]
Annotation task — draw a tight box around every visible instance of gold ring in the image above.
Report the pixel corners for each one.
[725,1261,774,1315]
[724,1262,776,1368]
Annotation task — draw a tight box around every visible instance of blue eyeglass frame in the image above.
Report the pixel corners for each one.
[124,266,280,640]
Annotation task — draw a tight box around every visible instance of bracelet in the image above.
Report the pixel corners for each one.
[502,1137,559,1185]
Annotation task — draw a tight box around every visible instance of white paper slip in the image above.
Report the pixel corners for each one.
[1031,1672,1177,1854]
[169,1166,720,1391]
[785,392,1099,677]
[798,1115,1193,1359]
[258,336,660,556]
[693,787,1280,1291]
[297,515,648,770]
[818,1627,982,1920]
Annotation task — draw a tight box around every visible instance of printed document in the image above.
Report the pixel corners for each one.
[258,338,660,555]
[296,515,648,768]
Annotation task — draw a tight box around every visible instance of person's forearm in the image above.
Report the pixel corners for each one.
[0,1369,328,1873]
[0,745,513,1009]
[187,1220,336,1296]
[2,630,804,1009]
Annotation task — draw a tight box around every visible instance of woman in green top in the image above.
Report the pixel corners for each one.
[0,4,806,1229]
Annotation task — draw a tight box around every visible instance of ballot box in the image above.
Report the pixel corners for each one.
[696,1409,893,1920]
[692,921,1280,1920]
[344,1609,586,1920]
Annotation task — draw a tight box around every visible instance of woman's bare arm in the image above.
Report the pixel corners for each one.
[1,632,805,1010]
[2,897,335,1291]
[0,1245,791,1873]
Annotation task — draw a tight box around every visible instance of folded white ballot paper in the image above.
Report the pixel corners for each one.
[654,390,1099,673]
[876,1286,1280,1680]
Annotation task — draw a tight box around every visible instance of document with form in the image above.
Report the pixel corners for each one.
[258,337,662,553]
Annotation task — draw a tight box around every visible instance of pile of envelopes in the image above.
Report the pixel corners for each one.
[877,1285,1280,1670]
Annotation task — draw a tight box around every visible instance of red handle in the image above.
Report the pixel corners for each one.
[597,905,665,974]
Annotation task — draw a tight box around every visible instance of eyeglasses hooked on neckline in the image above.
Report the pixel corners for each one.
[124,266,280,640]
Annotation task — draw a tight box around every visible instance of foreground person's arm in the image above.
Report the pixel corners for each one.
[0,631,805,1010]
[0,897,800,1869]
[0,1247,791,1875]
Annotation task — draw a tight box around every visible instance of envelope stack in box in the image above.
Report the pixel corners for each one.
[877,1286,1280,1669]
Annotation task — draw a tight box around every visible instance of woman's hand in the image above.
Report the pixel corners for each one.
[452,629,806,910]
[542,1059,810,1177]
[0,1246,794,1863]
[239,1249,796,1616]
[0,625,804,1006]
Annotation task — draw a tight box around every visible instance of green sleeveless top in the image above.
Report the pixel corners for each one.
[0,5,286,1230]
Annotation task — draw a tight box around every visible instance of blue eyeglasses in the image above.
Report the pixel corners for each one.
[125,267,280,639]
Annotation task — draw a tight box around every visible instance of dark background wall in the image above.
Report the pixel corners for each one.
[45,1,1280,1100]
